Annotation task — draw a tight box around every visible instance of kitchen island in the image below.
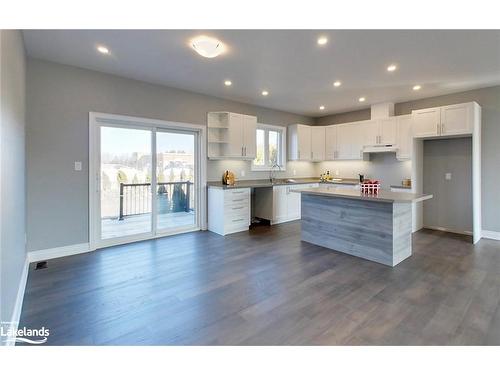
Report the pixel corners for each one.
[292,186,432,266]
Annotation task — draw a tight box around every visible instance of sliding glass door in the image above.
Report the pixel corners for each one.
[90,113,203,249]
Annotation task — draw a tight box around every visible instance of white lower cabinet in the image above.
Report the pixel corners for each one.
[272,183,318,224]
[208,187,251,235]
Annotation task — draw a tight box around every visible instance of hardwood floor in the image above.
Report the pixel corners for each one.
[19,222,500,345]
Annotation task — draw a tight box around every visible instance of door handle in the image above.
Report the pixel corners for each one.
[441,123,445,134]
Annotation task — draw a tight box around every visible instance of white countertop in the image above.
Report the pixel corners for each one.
[291,186,433,203]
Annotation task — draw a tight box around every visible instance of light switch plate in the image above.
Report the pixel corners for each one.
[445,172,452,180]
[293,169,297,176]
[241,170,245,177]
[74,161,82,171]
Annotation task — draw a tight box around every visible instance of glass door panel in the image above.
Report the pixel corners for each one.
[156,130,196,232]
[100,126,152,240]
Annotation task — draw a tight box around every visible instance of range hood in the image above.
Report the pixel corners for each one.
[362,102,399,154]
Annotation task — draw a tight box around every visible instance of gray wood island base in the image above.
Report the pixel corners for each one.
[293,187,433,267]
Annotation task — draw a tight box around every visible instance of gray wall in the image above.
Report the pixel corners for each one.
[316,86,500,232]
[423,138,472,233]
[0,30,26,323]
[26,59,314,251]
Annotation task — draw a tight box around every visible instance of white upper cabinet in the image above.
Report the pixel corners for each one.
[440,103,474,136]
[288,124,312,161]
[242,115,257,158]
[364,119,397,146]
[412,107,441,137]
[412,102,476,138]
[311,127,326,161]
[336,122,364,160]
[325,126,338,160]
[379,118,397,145]
[396,115,413,160]
[207,112,257,159]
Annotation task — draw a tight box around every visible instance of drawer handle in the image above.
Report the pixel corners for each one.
[231,198,245,202]
[232,206,245,210]
[231,191,245,194]
[232,218,244,222]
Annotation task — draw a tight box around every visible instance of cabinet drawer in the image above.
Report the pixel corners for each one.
[224,204,250,217]
[224,188,250,202]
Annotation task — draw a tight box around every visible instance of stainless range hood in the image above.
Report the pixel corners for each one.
[362,102,399,154]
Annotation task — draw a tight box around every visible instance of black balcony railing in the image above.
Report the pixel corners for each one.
[119,181,193,220]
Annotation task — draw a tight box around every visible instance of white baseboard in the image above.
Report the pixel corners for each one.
[28,242,91,263]
[3,256,30,346]
[482,230,500,241]
[423,226,473,236]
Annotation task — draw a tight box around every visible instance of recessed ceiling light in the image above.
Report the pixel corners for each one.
[317,36,328,45]
[387,64,397,72]
[261,90,269,96]
[224,80,232,86]
[97,45,109,54]
[358,97,366,102]
[333,81,342,87]
[319,106,325,110]
[413,85,422,91]
[191,36,225,58]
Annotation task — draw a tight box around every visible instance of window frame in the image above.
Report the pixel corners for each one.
[251,123,287,171]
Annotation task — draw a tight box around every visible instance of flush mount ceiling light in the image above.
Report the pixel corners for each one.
[191,36,224,58]
[358,97,366,102]
[261,90,269,96]
[319,105,325,110]
[333,81,342,87]
[413,85,422,91]
[97,45,109,54]
[317,36,328,45]
[387,64,397,72]
[224,80,232,86]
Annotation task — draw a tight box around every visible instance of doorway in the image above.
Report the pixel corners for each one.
[89,112,206,250]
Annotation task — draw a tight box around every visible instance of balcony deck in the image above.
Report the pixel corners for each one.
[102,211,196,239]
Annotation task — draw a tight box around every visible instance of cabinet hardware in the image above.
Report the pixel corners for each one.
[298,150,300,159]
[442,123,445,134]
[311,151,313,159]
[231,198,245,202]
[232,218,244,222]
[232,206,244,210]
[437,123,440,134]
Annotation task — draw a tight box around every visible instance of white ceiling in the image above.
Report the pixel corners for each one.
[23,30,500,117]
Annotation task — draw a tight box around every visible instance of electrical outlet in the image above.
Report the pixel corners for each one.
[445,172,452,180]
[335,170,340,176]
[293,169,297,176]
[74,161,82,171]
[241,170,245,177]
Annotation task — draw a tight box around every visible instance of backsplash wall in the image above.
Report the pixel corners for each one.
[207,160,316,181]
[315,153,412,189]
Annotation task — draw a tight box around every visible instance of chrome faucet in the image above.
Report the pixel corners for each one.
[270,163,282,183]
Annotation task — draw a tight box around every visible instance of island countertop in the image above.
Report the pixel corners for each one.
[291,186,432,203]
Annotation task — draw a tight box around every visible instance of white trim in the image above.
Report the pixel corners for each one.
[251,123,287,171]
[482,230,500,241]
[89,112,207,250]
[28,243,91,262]
[3,257,29,346]
[423,226,473,237]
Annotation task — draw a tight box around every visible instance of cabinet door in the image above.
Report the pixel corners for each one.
[311,127,326,161]
[325,126,337,160]
[242,115,257,158]
[379,118,397,145]
[273,186,288,223]
[286,186,301,220]
[396,115,413,160]
[226,113,244,157]
[363,120,379,146]
[441,103,473,136]
[350,123,365,160]
[412,107,440,138]
[297,125,312,160]
[336,124,352,160]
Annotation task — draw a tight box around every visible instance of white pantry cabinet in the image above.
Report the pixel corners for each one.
[207,112,257,159]
[208,187,251,235]
[288,124,312,161]
[412,102,476,138]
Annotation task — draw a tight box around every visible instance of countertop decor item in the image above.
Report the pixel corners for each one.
[222,171,236,185]
[360,179,380,194]
[402,178,412,188]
